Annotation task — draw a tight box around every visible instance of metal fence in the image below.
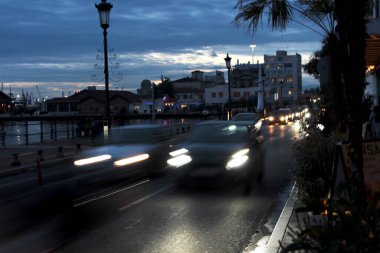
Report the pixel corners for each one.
[0,120,80,146]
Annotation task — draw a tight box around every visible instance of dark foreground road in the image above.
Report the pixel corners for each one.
[0,121,302,253]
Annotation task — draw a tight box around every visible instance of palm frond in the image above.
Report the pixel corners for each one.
[233,0,293,32]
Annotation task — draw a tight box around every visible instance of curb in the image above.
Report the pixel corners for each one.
[265,182,297,253]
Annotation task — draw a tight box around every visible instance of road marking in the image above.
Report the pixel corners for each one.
[73,179,150,207]
[118,184,174,211]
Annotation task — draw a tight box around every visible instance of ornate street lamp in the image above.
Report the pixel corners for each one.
[95,0,113,130]
[224,53,232,120]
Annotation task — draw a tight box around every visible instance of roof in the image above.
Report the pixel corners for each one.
[172,77,202,83]
[0,91,12,103]
[70,89,141,103]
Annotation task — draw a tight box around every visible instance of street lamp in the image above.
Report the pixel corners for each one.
[279,79,283,108]
[224,53,232,120]
[95,0,113,130]
[249,44,256,64]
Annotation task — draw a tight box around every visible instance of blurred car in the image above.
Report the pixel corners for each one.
[167,121,265,194]
[232,112,263,133]
[292,107,303,120]
[279,108,294,122]
[267,110,289,125]
[73,124,188,187]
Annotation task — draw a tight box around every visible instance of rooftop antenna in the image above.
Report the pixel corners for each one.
[249,44,256,64]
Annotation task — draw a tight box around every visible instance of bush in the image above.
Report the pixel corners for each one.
[293,107,343,209]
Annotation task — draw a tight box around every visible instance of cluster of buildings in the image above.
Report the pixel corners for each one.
[0,50,304,116]
[38,50,303,116]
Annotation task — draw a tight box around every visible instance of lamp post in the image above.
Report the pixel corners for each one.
[224,53,232,120]
[279,79,283,108]
[249,44,256,64]
[95,0,113,130]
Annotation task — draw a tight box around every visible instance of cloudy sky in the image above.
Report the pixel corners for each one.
[0,0,323,100]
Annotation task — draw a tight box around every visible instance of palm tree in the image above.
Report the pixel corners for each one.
[234,0,346,131]
[234,1,372,250]
[234,0,371,223]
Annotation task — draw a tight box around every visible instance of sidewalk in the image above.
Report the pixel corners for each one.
[265,182,303,253]
[0,137,95,177]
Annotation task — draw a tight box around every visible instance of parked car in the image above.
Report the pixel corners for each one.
[167,121,265,194]
[267,110,289,125]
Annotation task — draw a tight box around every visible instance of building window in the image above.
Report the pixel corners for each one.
[219,92,223,98]
[212,92,216,98]
[244,92,250,97]
[234,92,240,98]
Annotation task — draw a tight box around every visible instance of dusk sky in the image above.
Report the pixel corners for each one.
[0,0,323,100]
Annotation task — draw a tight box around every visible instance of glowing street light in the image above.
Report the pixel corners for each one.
[249,44,256,64]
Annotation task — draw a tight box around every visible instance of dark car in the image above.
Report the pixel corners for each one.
[167,121,265,194]
[73,124,190,190]
[232,112,263,133]
[267,110,289,125]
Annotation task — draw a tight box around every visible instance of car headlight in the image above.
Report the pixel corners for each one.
[167,154,192,168]
[268,116,274,121]
[113,154,149,166]
[169,148,188,157]
[226,149,249,170]
[280,116,285,121]
[74,154,112,166]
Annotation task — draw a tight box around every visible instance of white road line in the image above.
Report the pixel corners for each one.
[73,179,150,207]
[118,183,174,211]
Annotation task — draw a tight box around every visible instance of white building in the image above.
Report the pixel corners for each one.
[264,50,302,107]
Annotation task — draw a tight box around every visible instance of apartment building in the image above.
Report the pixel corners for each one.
[264,50,302,107]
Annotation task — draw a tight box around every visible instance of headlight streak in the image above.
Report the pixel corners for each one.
[254,120,262,129]
[167,154,192,168]
[228,125,237,131]
[232,148,250,158]
[169,148,188,157]
[226,148,250,170]
[113,154,149,166]
[74,154,112,166]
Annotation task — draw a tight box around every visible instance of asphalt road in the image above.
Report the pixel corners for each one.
[0,121,302,253]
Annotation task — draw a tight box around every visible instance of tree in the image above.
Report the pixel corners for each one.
[233,0,371,233]
[234,0,347,131]
[157,76,174,98]
[303,51,321,80]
